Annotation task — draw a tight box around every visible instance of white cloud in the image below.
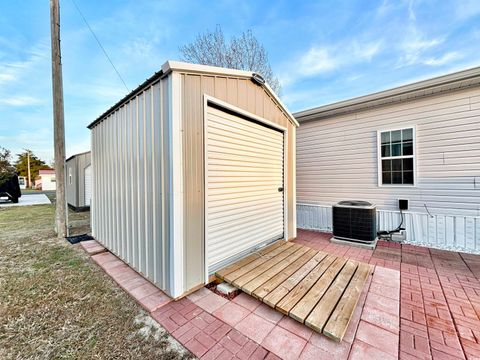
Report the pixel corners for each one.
[396,33,444,67]
[281,39,382,85]
[423,51,462,66]
[408,0,416,21]
[352,40,383,61]
[298,47,337,76]
[0,43,49,86]
[0,96,43,106]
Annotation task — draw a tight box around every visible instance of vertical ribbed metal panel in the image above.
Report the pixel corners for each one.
[84,165,91,205]
[90,131,96,237]
[65,157,77,206]
[90,76,171,293]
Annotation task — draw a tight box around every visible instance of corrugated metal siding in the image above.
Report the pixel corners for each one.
[297,203,480,253]
[76,153,91,207]
[65,152,91,208]
[91,77,171,292]
[297,87,480,217]
[66,158,77,206]
[179,72,296,291]
[206,105,284,271]
[84,165,91,205]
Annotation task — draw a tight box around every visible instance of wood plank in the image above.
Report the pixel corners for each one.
[263,253,334,308]
[222,242,293,283]
[276,255,341,315]
[252,248,319,300]
[304,260,358,333]
[232,243,302,288]
[323,263,372,342]
[215,240,285,279]
[242,245,311,295]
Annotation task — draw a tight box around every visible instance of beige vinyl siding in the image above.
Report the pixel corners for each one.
[297,86,480,217]
[91,77,171,292]
[179,72,296,291]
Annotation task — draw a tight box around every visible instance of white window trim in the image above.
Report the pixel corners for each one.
[377,125,417,187]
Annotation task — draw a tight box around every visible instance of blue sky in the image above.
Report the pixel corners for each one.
[1,0,480,163]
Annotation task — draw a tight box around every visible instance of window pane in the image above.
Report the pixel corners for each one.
[382,159,391,171]
[403,141,413,156]
[391,130,401,143]
[392,159,402,171]
[381,144,390,157]
[402,128,413,141]
[381,131,390,145]
[403,171,414,185]
[392,171,402,184]
[403,158,413,172]
[391,143,401,156]
[382,171,391,184]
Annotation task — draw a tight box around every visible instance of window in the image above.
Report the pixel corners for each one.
[378,127,415,186]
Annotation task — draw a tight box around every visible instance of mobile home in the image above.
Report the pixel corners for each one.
[88,61,298,298]
[295,67,480,252]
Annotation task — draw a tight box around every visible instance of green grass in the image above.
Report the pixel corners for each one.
[0,204,192,359]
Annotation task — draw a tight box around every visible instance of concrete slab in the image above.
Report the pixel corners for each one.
[330,237,378,250]
[0,194,51,207]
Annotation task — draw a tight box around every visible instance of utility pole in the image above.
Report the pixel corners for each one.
[23,149,31,188]
[50,0,67,238]
[27,151,30,189]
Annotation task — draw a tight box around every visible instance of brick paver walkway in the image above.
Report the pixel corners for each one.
[81,230,480,359]
[296,229,480,360]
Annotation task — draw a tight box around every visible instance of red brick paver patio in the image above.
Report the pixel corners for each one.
[81,230,480,359]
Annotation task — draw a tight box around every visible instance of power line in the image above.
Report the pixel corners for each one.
[70,0,130,92]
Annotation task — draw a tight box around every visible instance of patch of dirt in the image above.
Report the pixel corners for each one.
[206,282,240,300]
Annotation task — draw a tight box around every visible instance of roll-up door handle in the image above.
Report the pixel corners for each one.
[278,187,284,192]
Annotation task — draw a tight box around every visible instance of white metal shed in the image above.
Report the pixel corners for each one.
[88,61,298,298]
[66,151,91,211]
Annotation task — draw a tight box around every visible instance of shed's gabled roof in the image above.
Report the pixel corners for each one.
[294,65,480,122]
[66,151,91,162]
[88,61,298,129]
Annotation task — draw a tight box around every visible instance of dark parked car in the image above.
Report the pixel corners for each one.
[0,172,22,203]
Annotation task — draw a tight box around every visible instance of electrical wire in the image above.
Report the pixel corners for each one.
[424,203,434,218]
[70,0,130,92]
[395,209,404,231]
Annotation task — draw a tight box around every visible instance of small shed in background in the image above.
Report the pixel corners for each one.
[66,151,92,211]
[88,61,298,298]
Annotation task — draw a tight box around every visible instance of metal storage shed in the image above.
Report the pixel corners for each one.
[66,151,92,211]
[88,61,299,298]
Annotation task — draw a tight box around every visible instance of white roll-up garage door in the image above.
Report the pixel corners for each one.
[84,164,92,206]
[206,105,284,273]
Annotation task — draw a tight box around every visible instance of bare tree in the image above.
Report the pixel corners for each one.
[180,26,281,94]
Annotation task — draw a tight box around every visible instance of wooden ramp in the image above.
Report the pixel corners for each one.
[216,241,374,342]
